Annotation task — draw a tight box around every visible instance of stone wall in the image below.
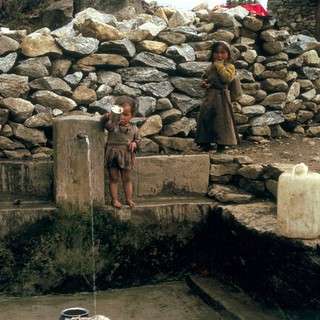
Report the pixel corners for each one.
[268,0,317,37]
[1,5,320,160]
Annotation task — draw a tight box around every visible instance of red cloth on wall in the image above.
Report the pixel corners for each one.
[213,3,269,16]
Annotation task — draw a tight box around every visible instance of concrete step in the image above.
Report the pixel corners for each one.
[105,197,216,224]
[0,201,56,220]
[0,197,215,233]
[0,197,214,213]
[0,201,56,210]
[0,201,56,235]
[186,274,282,320]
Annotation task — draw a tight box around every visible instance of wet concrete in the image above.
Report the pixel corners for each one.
[0,281,221,320]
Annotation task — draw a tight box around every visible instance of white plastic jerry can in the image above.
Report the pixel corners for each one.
[277,163,320,239]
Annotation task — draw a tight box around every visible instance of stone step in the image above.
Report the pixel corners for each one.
[186,274,281,320]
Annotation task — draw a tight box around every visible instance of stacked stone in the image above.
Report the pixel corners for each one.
[268,0,317,37]
[208,153,294,203]
[0,4,320,159]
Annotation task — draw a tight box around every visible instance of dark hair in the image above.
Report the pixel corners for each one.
[114,96,137,115]
[209,41,231,62]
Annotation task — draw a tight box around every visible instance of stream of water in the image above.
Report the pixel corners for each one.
[85,135,97,317]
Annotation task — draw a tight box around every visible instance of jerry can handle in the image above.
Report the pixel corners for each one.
[292,163,308,177]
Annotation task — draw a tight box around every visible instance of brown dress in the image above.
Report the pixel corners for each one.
[195,62,240,146]
[103,121,141,170]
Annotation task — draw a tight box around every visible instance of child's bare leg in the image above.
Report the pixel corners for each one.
[121,169,136,207]
[108,167,122,208]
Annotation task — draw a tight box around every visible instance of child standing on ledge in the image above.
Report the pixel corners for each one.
[195,40,240,153]
[100,96,141,209]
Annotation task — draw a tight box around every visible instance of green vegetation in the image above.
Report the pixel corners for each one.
[0,207,198,296]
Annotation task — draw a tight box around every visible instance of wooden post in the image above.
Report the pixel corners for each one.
[316,0,320,40]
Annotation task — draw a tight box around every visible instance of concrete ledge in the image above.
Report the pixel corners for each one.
[204,201,320,312]
[0,198,215,237]
[107,197,215,224]
[218,201,320,247]
[0,202,56,235]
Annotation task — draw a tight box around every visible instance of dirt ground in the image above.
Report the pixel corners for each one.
[0,282,221,320]
[223,133,320,172]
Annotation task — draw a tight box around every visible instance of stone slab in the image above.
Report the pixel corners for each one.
[0,160,53,202]
[132,154,210,199]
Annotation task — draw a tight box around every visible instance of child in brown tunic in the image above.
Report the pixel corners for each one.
[100,96,141,208]
[195,41,240,153]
